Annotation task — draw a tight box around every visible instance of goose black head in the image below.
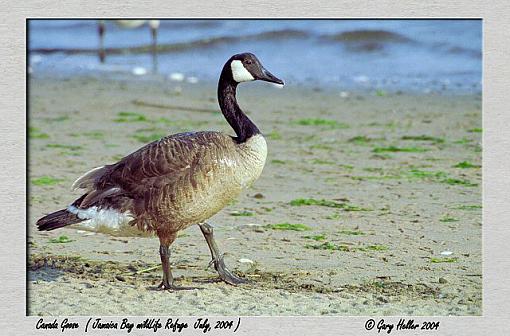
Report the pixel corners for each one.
[229,53,284,85]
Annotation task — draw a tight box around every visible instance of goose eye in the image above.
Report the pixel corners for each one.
[244,59,252,65]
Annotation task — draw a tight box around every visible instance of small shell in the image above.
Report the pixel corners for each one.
[169,73,185,81]
[238,258,254,264]
[440,251,453,256]
[132,67,147,76]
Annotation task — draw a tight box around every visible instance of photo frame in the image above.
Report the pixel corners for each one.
[1,1,508,335]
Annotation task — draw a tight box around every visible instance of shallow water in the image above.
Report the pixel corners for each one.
[29,19,482,93]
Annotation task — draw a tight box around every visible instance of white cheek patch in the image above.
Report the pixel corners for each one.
[231,60,254,83]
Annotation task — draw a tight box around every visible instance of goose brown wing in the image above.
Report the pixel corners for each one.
[96,131,230,197]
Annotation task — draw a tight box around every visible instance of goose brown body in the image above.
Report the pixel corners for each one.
[37,52,283,289]
[74,131,267,234]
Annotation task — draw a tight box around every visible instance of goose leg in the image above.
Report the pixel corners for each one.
[98,20,105,63]
[156,234,198,291]
[198,222,248,285]
[150,26,158,73]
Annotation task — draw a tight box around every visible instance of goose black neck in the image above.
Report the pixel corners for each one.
[218,68,260,143]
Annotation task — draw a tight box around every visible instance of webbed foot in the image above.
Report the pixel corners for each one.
[211,254,249,285]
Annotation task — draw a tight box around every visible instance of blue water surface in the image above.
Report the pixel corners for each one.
[28,19,482,94]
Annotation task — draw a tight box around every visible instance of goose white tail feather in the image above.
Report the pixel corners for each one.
[67,205,133,229]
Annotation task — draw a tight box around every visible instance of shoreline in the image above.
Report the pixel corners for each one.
[28,74,482,316]
[28,70,483,97]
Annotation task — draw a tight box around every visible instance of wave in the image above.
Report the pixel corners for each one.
[30,29,310,55]
[324,30,414,43]
[29,25,481,61]
[249,29,310,40]
[448,46,482,59]
[321,29,414,53]
[431,43,482,59]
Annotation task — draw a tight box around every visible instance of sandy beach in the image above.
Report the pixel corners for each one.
[27,75,482,316]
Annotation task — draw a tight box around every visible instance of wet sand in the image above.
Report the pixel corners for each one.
[28,75,482,316]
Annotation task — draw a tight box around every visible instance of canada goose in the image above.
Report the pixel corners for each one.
[98,20,160,71]
[37,52,284,290]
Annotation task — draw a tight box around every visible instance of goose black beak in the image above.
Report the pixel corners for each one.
[259,67,284,85]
